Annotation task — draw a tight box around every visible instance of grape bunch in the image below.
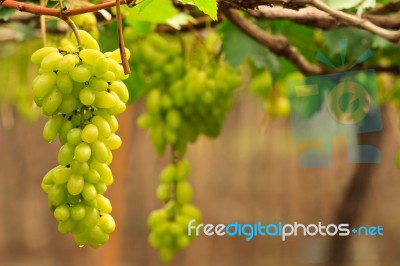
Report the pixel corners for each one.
[147,160,202,262]
[137,60,241,156]
[31,30,129,247]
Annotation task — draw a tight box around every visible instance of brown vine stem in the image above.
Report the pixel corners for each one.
[1,0,128,18]
[115,0,131,75]
[65,17,82,47]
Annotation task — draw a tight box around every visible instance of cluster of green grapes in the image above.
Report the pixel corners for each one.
[130,32,241,261]
[135,34,241,156]
[147,160,202,262]
[31,30,129,247]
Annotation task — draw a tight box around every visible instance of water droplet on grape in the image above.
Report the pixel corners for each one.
[78,244,85,248]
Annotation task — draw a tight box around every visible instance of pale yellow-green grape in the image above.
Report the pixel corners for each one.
[32,32,130,248]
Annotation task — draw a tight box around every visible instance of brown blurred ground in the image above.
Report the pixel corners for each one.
[0,86,400,266]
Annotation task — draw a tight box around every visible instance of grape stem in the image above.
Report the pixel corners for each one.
[115,0,131,75]
[65,17,82,47]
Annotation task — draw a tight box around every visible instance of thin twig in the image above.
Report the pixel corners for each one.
[65,17,81,47]
[115,0,130,75]
[308,0,400,43]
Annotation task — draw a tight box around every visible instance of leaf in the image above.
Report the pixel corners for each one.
[0,7,16,21]
[218,20,280,74]
[325,0,375,14]
[191,0,218,20]
[129,0,178,23]
[166,13,196,30]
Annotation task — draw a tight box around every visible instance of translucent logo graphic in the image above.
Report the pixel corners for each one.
[286,40,382,168]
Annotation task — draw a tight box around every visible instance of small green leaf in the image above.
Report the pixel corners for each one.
[191,0,218,20]
[0,7,16,21]
[129,0,178,23]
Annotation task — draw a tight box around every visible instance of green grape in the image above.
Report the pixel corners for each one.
[52,166,72,185]
[98,214,116,233]
[70,30,100,50]
[160,164,176,184]
[94,91,117,109]
[48,184,66,206]
[109,81,129,103]
[176,181,193,204]
[70,160,89,175]
[104,134,122,150]
[33,72,57,99]
[176,160,190,181]
[146,89,161,114]
[58,94,78,114]
[93,57,109,77]
[31,47,58,64]
[89,77,108,92]
[67,174,84,195]
[93,182,107,194]
[70,65,92,83]
[58,219,76,234]
[82,182,97,201]
[156,184,170,201]
[82,123,99,143]
[58,53,79,74]
[96,194,112,214]
[91,116,111,139]
[166,109,181,130]
[54,205,70,221]
[80,86,96,106]
[84,168,101,183]
[75,142,92,162]
[67,128,82,146]
[58,143,75,166]
[71,205,86,221]
[41,52,63,72]
[83,207,99,227]
[56,73,73,94]
[90,140,108,163]
[79,49,104,65]
[43,115,63,143]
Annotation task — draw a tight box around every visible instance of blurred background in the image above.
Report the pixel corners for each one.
[0,36,400,266]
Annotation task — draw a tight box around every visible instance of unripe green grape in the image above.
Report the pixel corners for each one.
[48,184,66,206]
[67,128,82,146]
[67,174,84,195]
[156,184,170,201]
[146,89,161,114]
[93,182,107,194]
[70,30,100,50]
[110,81,129,103]
[96,194,112,214]
[52,166,72,185]
[107,99,126,115]
[42,88,63,115]
[75,142,92,162]
[43,115,63,143]
[176,235,190,249]
[107,59,124,79]
[54,204,70,221]
[166,109,181,130]
[70,160,89,175]
[59,119,73,144]
[80,86,96,106]
[82,182,97,201]
[176,181,193,204]
[58,94,77,114]
[90,140,108,163]
[148,232,161,248]
[104,134,122,150]
[106,48,131,63]
[73,232,89,246]
[147,209,168,229]
[56,73,73,94]
[94,91,117,109]
[58,54,79,74]
[33,72,57,99]
[159,248,173,263]
[99,214,116,234]
[160,164,176,184]
[99,112,118,132]
[31,47,58,64]
[84,168,101,183]
[89,77,109,92]
[79,49,104,65]
[71,205,86,221]
[149,124,166,155]
[91,116,111,139]
[92,162,113,186]
[41,52,63,72]
[181,204,202,221]
[136,113,159,129]
[88,225,109,247]
[70,65,92,83]
[161,94,173,110]
[81,123,99,143]
[58,218,76,234]
[58,143,75,166]
[176,160,190,181]
[93,57,109,77]
[83,207,99,227]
